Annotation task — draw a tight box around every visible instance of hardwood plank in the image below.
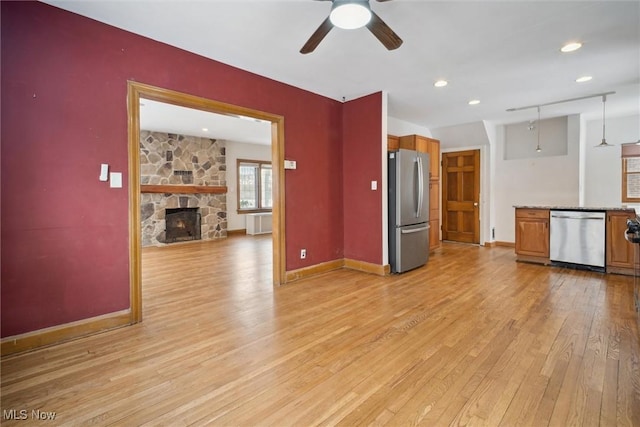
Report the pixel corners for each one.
[1,237,639,426]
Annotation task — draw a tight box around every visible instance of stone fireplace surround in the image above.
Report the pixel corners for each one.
[140,131,227,247]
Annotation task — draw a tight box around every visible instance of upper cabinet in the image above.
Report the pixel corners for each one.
[427,139,440,181]
[397,135,440,181]
[387,135,399,151]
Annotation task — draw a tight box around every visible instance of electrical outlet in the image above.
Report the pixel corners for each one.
[300,249,306,259]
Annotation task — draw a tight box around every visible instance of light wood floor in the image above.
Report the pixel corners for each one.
[2,236,639,426]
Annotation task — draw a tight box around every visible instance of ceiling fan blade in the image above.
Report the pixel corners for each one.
[300,17,333,54]
[366,11,403,50]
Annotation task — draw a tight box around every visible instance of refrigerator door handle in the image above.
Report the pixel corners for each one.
[401,225,430,234]
[416,156,424,218]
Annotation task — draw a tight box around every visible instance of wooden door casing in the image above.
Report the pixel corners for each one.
[442,150,480,244]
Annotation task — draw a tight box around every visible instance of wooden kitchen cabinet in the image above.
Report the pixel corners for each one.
[398,135,440,180]
[426,138,440,181]
[515,208,550,263]
[429,181,440,251]
[387,135,399,151]
[606,210,637,275]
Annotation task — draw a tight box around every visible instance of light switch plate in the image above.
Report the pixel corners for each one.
[371,180,378,190]
[110,172,122,188]
[99,164,109,181]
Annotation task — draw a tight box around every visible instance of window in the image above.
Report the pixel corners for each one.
[237,159,272,213]
[622,143,640,202]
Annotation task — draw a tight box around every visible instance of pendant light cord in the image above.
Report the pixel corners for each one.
[536,106,541,152]
[602,94,607,143]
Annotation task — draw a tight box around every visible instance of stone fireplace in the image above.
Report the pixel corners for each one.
[140,131,227,246]
[165,207,201,243]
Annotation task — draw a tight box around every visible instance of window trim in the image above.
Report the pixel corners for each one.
[237,158,273,214]
[621,143,640,203]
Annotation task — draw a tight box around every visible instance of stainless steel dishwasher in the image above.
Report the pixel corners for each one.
[549,210,606,271]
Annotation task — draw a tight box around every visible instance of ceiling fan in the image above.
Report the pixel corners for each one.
[300,0,403,54]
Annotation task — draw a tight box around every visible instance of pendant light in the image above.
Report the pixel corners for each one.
[535,106,542,152]
[595,94,613,147]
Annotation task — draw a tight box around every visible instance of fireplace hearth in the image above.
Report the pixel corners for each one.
[165,208,201,243]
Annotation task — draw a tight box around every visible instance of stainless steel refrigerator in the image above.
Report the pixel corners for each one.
[388,149,430,273]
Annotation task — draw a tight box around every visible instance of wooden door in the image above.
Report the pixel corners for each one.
[442,150,480,244]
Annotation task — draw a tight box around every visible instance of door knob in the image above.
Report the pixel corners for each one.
[474,202,479,207]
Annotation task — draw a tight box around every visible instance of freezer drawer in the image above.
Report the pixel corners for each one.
[390,223,430,273]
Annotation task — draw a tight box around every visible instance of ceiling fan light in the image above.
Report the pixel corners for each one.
[330,3,372,30]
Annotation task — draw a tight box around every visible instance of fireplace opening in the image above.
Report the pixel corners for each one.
[165,207,201,243]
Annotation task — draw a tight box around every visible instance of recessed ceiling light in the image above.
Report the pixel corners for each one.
[561,42,582,53]
[202,127,209,132]
[468,99,480,105]
[434,80,448,88]
[576,75,592,83]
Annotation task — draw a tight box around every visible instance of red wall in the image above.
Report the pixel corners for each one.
[342,93,384,264]
[1,2,348,337]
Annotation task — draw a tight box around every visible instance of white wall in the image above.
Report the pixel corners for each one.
[431,121,490,148]
[583,114,640,207]
[494,115,581,243]
[225,141,271,231]
[388,116,432,138]
[504,116,568,159]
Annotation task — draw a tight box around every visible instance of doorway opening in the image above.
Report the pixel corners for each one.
[127,81,286,324]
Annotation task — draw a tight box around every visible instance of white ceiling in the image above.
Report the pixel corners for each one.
[45,0,640,139]
[140,99,273,144]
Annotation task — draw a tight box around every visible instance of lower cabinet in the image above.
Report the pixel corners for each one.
[429,219,439,251]
[514,208,637,275]
[515,208,550,263]
[606,210,636,275]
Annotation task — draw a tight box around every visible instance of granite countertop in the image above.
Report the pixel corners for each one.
[514,205,637,212]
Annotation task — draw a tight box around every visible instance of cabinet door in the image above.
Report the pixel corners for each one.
[515,218,549,257]
[398,135,416,151]
[427,139,440,180]
[429,181,439,221]
[387,135,399,151]
[415,136,429,153]
[606,211,635,268]
[429,218,440,251]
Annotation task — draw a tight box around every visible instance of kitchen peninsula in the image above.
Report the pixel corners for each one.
[514,206,637,276]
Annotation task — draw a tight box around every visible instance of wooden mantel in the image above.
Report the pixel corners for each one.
[141,185,227,194]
